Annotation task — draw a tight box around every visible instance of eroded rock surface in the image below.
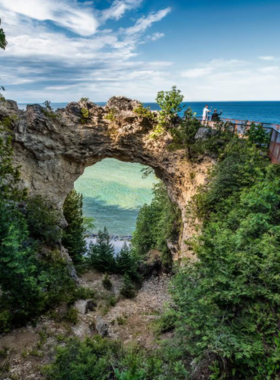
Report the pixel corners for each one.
[0,96,213,257]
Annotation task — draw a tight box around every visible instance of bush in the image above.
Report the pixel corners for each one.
[81,107,90,123]
[120,274,136,299]
[102,273,113,290]
[43,336,189,380]
[134,104,155,121]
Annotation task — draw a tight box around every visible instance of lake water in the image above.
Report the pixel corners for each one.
[18,101,280,235]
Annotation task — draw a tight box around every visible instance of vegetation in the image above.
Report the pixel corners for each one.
[133,103,155,121]
[81,107,90,123]
[132,182,181,270]
[105,108,117,121]
[88,228,140,281]
[0,19,7,50]
[44,336,189,380]
[152,86,184,137]
[164,133,280,378]
[120,274,136,298]
[0,117,76,333]
[62,190,86,263]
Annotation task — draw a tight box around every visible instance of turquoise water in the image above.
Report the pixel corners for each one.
[74,159,158,235]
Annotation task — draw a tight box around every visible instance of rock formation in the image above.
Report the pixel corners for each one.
[0,96,213,257]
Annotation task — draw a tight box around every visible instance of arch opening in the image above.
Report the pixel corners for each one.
[74,158,158,239]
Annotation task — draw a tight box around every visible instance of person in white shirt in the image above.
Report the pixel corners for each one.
[202,105,211,123]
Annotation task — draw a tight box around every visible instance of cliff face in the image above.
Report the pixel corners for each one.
[0,97,213,258]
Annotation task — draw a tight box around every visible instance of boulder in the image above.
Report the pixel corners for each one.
[95,316,109,337]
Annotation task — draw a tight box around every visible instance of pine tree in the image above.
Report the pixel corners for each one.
[88,227,116,273]
[62,190,86,263]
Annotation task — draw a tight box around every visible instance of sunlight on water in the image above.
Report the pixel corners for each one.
[74,159,158,235]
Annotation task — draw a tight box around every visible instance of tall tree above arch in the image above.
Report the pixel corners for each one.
[0,19,7,50]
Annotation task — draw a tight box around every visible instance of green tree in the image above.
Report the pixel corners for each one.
[0,19,7,50]
[168,138,280,378]
[62,190,87,263]
[88,227,116,273]
[152,86,184,136]
[132,182,181,269]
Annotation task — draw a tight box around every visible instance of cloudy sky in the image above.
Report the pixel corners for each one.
[0,0,279,102]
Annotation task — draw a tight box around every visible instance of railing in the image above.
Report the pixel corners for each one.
[196,117,280,164]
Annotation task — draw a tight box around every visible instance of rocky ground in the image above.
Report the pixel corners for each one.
[0,271,171,380]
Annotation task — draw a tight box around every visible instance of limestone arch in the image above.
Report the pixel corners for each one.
[2,97,211,257]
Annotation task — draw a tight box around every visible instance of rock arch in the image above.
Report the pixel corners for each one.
[1,97,212,258]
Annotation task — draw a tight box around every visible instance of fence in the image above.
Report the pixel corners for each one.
[196,117,280,164]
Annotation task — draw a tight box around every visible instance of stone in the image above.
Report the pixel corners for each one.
[0,97,213,259]
[195,127,212,140]
[139,250,162,278]
[95,316,109,337]
[74,299,96,315]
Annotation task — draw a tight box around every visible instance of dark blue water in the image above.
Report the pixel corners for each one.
[18,101,280,125]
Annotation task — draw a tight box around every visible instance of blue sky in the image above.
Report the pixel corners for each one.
[0,0,279,102]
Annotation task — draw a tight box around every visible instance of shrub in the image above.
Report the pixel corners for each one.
[105,108,117,121]
[44,336,189,380]
[102,273,113,290]
[81,107,90,123]
[120,274,135,299]
[134,103,155,120]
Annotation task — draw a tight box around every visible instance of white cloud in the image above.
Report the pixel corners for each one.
[101,0,142,21]
[124,7,171,35]
[182,67,213,78]
[0,0,98,36]
[258,66,279,74]
[259,56,275,61]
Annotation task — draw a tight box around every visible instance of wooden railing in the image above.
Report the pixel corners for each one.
[196,117,280,164]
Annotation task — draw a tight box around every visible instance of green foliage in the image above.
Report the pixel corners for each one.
[0,19,7,50]
[169,107,201,158]
[102,273,113,290]
[168,137,280,378]
[152,86,184,137]
[81,107,90,123]
[0,201,75,332]
[245,122,271,148]
[83,216,95,235]
[192,139,270,221]
[105,108,117,121]
[80,97,89,102]
[120,274,136,299]
[133,104,155,121]
[44,336,189,380]
[88,228,140,280]
[0,118,76,333]
[25,195,62,245]
[88,227,116,273]
[62,190,86,263]
[132,182,181,270]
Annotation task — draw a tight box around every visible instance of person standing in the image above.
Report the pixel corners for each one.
[202,105,211,124]
[211,109,223,122]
